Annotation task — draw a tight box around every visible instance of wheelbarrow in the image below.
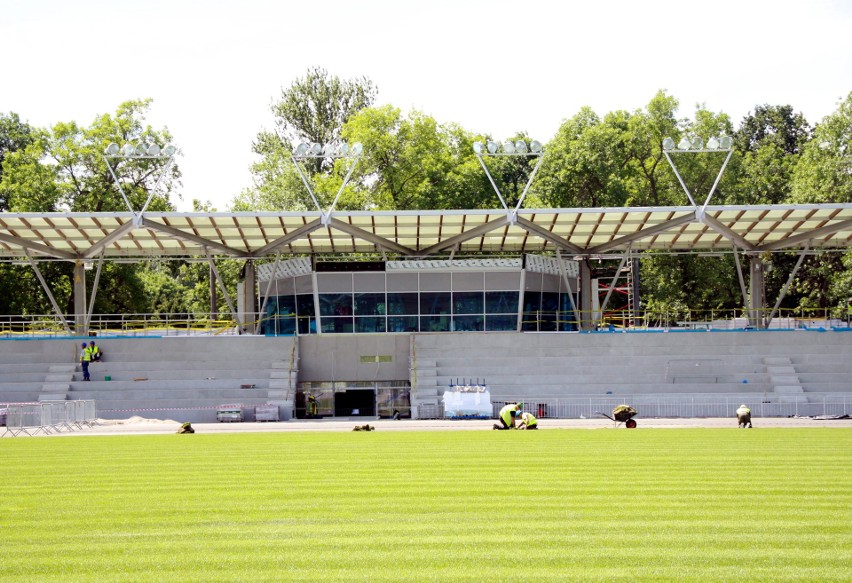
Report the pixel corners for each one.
[596,404,638,428]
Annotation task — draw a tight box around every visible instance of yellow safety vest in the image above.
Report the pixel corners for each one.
[499,404,518,425]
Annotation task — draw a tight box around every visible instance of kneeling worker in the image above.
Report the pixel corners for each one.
[517,411,538,430]
[736,404,752,428]
[494,402,522,430]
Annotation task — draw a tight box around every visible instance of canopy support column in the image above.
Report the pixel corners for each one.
[25,252,72,336]
[749,255,766,329]
[241,260,257,334]
[73,261,87,336]
[205,247,243,334]
[765,244,810,328]
[579,259,593,331]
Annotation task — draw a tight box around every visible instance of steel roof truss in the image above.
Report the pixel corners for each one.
[0,231,77,260]
[417,216,508,257]
[515,216,584,254]
[140,217,247,257]
[757,218,852,252]
[586,213,695,255]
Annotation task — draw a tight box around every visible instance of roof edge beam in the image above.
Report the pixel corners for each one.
[326,217,416,256]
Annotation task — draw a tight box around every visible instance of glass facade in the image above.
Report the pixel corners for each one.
[521,272,578,332]
[261,266,574,335]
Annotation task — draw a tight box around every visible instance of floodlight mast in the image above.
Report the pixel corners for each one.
[103,142,177,219]
[473,139,545,222]
[662,135,734,217]
[290,141,363,225]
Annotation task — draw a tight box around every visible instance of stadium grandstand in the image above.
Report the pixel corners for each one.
[2,198,852,426]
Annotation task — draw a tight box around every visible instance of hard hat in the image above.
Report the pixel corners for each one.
[740,404,747,408]
[81,342,87,347]
[516,402,523,409]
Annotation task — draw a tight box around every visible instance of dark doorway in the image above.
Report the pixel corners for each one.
[335,390,375,417]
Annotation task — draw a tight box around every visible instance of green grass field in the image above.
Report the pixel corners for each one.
[2,428,850,582]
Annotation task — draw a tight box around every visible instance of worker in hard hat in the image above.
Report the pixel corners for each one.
[493,403,522,430]
[517,411,538,430]
[736,404,752,428]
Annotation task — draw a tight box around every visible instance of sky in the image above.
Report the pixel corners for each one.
[2,0,850,212]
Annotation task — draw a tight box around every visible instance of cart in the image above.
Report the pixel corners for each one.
[596,404,638,428]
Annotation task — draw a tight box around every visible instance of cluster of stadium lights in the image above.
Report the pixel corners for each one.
[662,135,733,152]
[104,142,176,158]
[473,140,543,155]
[292,141,363,159]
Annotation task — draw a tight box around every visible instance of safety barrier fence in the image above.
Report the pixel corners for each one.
[1,400,97,437]
[2,307,852,338]
[417,396,851,420]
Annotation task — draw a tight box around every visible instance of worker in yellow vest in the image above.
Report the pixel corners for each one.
[517,411,538,430]
[736,404,752,428]
[79,342,92,381]
[493,403,521,430]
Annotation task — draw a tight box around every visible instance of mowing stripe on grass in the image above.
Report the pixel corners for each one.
[1,428,849,582]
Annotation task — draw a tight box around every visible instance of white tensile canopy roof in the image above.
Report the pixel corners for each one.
[1,204,851,261]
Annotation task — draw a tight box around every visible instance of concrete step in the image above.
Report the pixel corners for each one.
[764,357,793,366]
[774,385,805,394]
[45,373,73,382]
[49,364,77,373]
[39,393,67,401]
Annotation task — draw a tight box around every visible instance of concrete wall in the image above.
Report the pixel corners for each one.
[2,330,851,422]
[296,334,410,382]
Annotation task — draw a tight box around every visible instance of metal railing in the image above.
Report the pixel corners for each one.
[1,400,97,437]
[0,307,851,338]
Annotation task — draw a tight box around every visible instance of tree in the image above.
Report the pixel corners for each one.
[536,106,632,208]
[343,105,491,210]
[267,66,377,153]
[0,100,182,317]
[791,91,852,203]
[0,112,37,208]
[243,68,378,211]
[0,99,180,213]
[735,104,810,155]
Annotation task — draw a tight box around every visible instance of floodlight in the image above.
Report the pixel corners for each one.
[147,144,161,157]
[162,145,176,157]
[486,141,498,154]
[337,143,350,156]
[691,137,704,150]
[530,140,542,153]
[719,136,733,149]
[121,144,136,156]
[309,143,322,155]
[322,143,336,156]
[503,141,516,154]
[662,137,675,151]
[351,142,363,155]
[677,137,691,150]
[515,140,528,153]
[294,142,309,156]
[105,143,120,156]
[473,141,483,154]
[706,137,720,150]
[135,143,149,156]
